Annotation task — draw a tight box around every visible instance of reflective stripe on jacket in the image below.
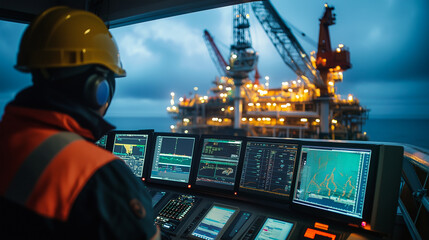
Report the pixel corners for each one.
[0,105,116,221]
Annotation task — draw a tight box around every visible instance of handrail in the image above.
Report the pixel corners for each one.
[400,143,428,240]
[404,144,429,173]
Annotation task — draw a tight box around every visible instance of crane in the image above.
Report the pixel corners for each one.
[203,29,228,77]
[203,29,262,85]
[316,4,351,96]
[250,0,323,90]
[228,3,258,129]
[250,0,352,137]
[228,3,258,79]
[250,0,352,96]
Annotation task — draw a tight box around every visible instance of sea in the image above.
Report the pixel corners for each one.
[106,117,429,151]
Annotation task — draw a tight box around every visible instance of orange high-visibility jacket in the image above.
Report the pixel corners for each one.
[0,105,157,239]
[0,106,115,220]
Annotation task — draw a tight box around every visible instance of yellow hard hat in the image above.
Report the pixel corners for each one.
[15,6,126,77]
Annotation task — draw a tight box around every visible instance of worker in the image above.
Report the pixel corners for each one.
[0,6,160,240]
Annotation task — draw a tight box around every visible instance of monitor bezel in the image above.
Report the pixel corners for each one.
[147,132,200,187]
[291,140,379,226]
[188,203,240,240]
[106,129,154,179]
[192,134,246,194]
[238,137,301,204]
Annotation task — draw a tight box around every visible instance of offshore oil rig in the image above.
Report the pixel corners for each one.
[167,1,368,140]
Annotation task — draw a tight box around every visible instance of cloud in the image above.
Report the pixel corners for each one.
[113,18,207,59]
[337,77,429,118]
[110,16,217,101]
[332,0,429,81]
[120,34,153,59]
[367,27,382,43]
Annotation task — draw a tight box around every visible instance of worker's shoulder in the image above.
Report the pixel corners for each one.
[52,134,118,175]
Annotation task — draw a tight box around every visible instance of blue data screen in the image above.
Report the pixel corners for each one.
[191,205,236,240]
[255,218,294,240]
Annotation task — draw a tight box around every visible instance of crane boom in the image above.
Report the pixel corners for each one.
[203,29,228,76]
[250,0,324,88]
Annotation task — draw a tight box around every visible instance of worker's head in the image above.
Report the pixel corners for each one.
[15,6,126,115]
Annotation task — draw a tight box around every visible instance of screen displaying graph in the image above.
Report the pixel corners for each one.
[293,145,372,219]
[191,205,237,240]
[151,135,196,183]
[113,134,149,177]
[196,138,243,190]
[240,141,298,197]
[255,218,294,240]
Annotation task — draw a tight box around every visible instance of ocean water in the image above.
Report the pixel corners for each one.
[106,117,429,150]
[362,118,429,150]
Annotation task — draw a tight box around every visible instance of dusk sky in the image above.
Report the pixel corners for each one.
[0,0,428,119]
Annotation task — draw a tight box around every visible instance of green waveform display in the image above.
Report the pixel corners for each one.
[158,154,192,166]
[198,160,237,179]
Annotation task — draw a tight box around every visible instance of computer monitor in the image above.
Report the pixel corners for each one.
[149,133,198,184]
[195,136,244,191]
[254,218,294,240]
[292,143,375,222]
[189,203,239,240]
[239,138,299,200]
[109,130,153,178]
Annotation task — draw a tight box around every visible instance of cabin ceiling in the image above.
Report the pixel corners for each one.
[0,0,259,27]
